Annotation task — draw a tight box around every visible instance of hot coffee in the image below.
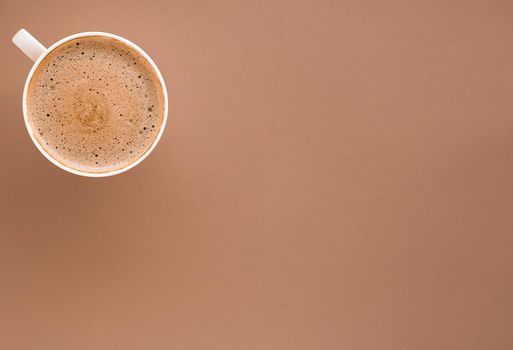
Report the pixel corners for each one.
[26,36,165,173]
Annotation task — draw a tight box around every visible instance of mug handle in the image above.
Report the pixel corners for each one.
[12,29,47,62]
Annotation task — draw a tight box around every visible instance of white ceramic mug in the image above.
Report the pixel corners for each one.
[12,29,169,177]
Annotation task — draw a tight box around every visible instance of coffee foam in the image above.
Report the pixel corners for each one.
[26,36,165,173]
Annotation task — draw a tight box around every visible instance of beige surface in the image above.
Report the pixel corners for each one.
[1,0,513,349]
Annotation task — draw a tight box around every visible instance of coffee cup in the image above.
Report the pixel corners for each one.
[12,29,169,177]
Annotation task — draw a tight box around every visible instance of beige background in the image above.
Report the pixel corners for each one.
[1,0,513,349]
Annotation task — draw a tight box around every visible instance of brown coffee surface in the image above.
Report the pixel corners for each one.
[26,36,165,173]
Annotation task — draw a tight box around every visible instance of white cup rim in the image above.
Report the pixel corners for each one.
[22,31,169,177]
